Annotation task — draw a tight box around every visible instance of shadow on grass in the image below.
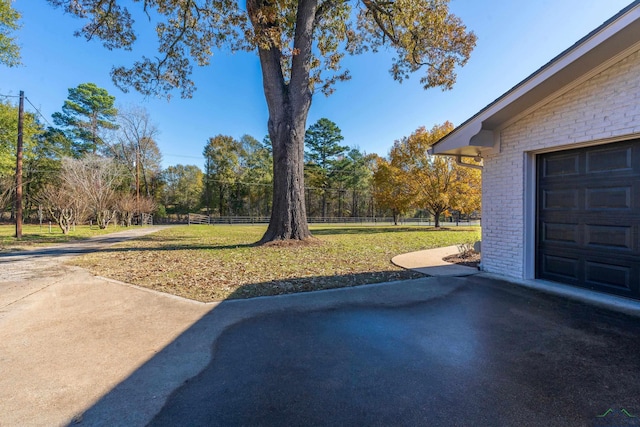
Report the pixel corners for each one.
[0,225,476,261]
[0,233,98,248]
[0,224,482,260]
[0,228,260,261]
[218,269,424,300]
[0,227,167,252]
[0,241,258,261]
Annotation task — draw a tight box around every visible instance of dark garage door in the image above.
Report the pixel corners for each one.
[537,140,640,299]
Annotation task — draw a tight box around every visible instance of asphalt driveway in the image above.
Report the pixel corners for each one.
[91,276,640,427]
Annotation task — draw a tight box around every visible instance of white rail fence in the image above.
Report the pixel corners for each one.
[187,213,480,227]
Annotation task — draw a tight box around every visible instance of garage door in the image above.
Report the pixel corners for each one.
[537,140,640,300]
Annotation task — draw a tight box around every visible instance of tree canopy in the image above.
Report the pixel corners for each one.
[372,154,412,225]
[305,117,347,217]
[203,134,243,216]
[48,0,475,99]
[0,99,42,178]
[52,83,119,156]
[382,122,481,227]
[0,0,21,67]
[161,164,204,214]
[48,0,477,242]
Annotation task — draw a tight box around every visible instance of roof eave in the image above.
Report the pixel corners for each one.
[432,1,640,156]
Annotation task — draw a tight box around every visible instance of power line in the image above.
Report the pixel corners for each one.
[164,153,205,160]
[24,97,53,127]
[1,93,53,126]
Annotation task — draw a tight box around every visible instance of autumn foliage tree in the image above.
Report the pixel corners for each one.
[48,0,476,243]
[388,122,481,227]
[372,155,412,225]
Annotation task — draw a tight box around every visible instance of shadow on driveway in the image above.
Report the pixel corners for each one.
[76,275,640,426]
[0,227,172,261]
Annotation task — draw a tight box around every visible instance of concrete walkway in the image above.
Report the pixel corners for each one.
[0,227,211,426]
[391,245,479,277]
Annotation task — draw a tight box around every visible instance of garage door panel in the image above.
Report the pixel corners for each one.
[542,189,579,210]
[542,154,580,177]
[537,139,640,300]
[585,224,633,249]
[541,222,579,244]
[584,261,632,290]
[540,254,580,281]
[586,146,632,173]
[585,186,632,209]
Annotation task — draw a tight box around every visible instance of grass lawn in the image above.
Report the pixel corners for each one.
[71,224,480,302]
[0,223,127,252]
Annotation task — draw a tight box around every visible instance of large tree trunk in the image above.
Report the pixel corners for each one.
[433,209,443,228]
[251,0,317,243]
[259,117,311,243]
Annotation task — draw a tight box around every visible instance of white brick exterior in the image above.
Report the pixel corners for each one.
[481,49,640,279]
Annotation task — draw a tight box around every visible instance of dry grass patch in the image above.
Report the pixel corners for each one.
[70,224,481,301]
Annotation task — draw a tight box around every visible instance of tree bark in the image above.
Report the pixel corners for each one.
[259,114,311,242]
[433,209,443,228]
[251,0,317,243]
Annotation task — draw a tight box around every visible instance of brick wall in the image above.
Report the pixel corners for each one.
[481,49,640,279]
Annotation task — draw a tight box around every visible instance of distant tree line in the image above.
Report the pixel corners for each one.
[0,83,481,231]
[165,119,481,225]
[0,83,160,232]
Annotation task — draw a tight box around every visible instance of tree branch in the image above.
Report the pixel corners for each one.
[290,0,318,114]
[361,0,398,43]
[87,0,117,42]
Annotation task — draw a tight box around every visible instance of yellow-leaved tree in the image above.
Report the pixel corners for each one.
[372,154,413,225]
[388,122,481,227]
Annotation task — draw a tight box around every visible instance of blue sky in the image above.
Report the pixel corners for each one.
[0,0,633,169]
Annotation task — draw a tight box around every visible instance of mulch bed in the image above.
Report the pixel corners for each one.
[442,252,480,268]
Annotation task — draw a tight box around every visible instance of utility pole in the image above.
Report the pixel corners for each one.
[15,91,24,239]
[136,147,140,224]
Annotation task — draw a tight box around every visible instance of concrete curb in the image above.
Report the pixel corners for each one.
[480,272,640,318]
